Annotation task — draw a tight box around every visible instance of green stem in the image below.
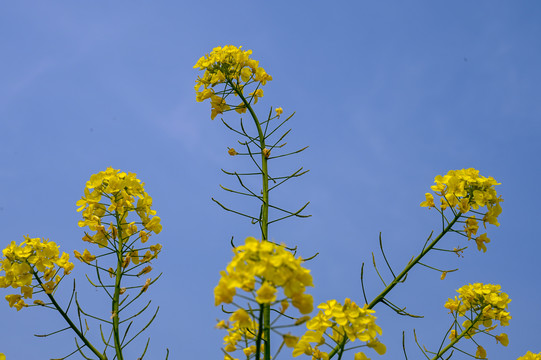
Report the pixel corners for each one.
[229,79,271,360]
[368,212,461,309]
[227,80,269,241]
[112,210,125,360]
[336,334,348,360]
[32,269,107,360]
[431,312,483,360]
[263,303,271,360]
[255,303,264,360]
[328,212,462,359]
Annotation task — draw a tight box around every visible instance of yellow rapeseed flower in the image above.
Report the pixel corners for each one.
[215,237,313,313]
[444,283,511,355]
[294,298,384,358]
[194,45,272,120]
[475,345,487,359]
[518,351,541,360]
[0,237,73,310]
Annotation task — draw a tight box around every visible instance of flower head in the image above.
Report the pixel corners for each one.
[444,283,511,351]
[422,169,503,252]
[194,45,272,120]
[76,167,162,265]
[518,351,541,360]
[424,169,502,216]
[0,236,73,310]
[294,298,384,358]
[215,237,313,312]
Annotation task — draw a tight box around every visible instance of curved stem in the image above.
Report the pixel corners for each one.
[228,79,271,360]
[32,269,107,360]
[431,311,483,360]
[228,80,269,241]
[336,334,348,360]
[367,212,461,309]
[328,212,462,359]
[112,209,125,360]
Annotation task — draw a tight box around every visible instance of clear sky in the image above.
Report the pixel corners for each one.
[1,1,540,359]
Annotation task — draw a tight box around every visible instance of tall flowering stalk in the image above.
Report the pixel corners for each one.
[194,45,532,360]
[363,168,503,314]
[195,45,385,360]
[195,45,311,360]
[75,167,164,360]
[0,167,166,359]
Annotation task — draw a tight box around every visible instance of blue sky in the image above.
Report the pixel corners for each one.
[1,1,540,359]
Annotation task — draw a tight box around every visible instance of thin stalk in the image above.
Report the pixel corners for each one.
[367,212,461,309]
[229,79,271,360]
[32,270,107,360]
[112,209,125,360]
[328,212,462,359]
[430,312,483,360]
[228,80,269,241]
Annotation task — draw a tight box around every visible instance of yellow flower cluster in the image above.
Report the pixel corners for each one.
[194,45,272,119]
[421,168,502,219]
[420,168,503,252]
[518,351,541,360]
[215,237,314,313]
[0,236,74,311]
[77,167,161,233]
[293,298,385,360]
[217,308,259,355]
[445,283,510,347]
[214,237,313,357]
[76,167,162,264]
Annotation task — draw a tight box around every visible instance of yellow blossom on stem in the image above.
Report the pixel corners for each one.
[294,298,384,358]
[444,283,511,358]
[518,351,541,360]
[249,89,264,104]
[464,216,479,240]
[140,278,151,293]
[230,309,252,328]
[420,193,435,208]
[81,249,96,263]
[137,266,152,277]
[422,169,503,252]
[194,45,272,120]
[476,345,487,359]
[0,237,73,310]
[283,333,299,348]
[354,352,369,360]
[495,333,509,346]
[256,282,277,303]
[144,216,162,234]
[475,233,491,252]
[215,237,313,313]
[140,230,150,244]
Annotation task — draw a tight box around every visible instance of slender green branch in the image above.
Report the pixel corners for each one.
[32,271,106,360]
[430,312,483,360]
[367,212,461,309]
[328,212,462,359]
[228,79,269,241]
[113,208,125,360]
[228,79,272,360]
